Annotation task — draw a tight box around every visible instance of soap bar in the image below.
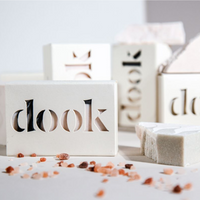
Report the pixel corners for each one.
[43,44,111,81]
[0,81,117,156]
[162,34,200,73]
[112,44,171,128]
[136,122,200,166]
[115,22,185,45]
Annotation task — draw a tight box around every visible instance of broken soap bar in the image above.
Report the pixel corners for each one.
[162,34,200,73]
[136,122,200,166]
[115,22,185,45]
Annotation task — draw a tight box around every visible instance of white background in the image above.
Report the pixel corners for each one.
[0,1,145,75]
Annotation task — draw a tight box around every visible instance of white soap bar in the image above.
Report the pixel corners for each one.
[0,72,44,81]
[115,22,185,45]
[136,122,200,166]
[112,44,171,128]
[162,34,200,73]
[0,81,117,156]
[43,44,111,81]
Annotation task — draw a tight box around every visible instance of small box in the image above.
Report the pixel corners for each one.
[158,73,200,125]
[43,44,111,80]
[112,44,172,128]
[0,81,117,156]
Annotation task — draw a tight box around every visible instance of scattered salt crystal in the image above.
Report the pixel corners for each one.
[61,162,68,167]
[118,162,125,167]
[32,173,42,180]
[9,159,13,161]
[163,168,173,175]
[27,167,33,171]
[106,162,115,168]
[21,174,30,179]
[184,183,192,190]
[110,168,119,177]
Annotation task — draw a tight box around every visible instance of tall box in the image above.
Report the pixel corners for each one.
[158,73,200,125]
[43,44,111,80]
[112,44,172,128]
[0,81,117,156]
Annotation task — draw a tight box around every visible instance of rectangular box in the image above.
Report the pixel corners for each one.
[158,73,200,125]
[43,44,111,80]
[112,44,172,128]
[0,81,117,156]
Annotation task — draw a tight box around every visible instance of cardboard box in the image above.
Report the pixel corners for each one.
[158,73,200,125]
[43,44,111,80]
[112,44,172,128]
[0,81,117,156]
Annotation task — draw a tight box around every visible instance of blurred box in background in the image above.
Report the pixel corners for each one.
[113,43,172,128]
[43,44,111,80]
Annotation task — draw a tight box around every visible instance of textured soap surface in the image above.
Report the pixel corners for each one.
[115,22,185,45]
[136,122,200,166]
[162,34,200,73]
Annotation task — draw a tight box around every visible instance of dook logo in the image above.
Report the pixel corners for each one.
[12,99,108,133]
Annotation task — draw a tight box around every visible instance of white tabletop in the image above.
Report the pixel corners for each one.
[0,131,199,200]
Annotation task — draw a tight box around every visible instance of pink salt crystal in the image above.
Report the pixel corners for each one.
[61,162,68,167]
[10,167,20,176]
[58,153,70,160]
[94,164,102,173]
[130,166,136,170]
[110,168,119,177]
[106,162,115,168]
[9,159,13,161]
[54,163,59,167]
[21,174,30,179]
[118,162,125,167]
[128,171,137,178]
[27,167,33,171]
[32,173,42,180]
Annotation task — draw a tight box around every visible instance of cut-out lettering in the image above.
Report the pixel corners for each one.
[95,109,108,131]
[26,100,35,132]
[61,110,70,132]
[171,98,179,116]
[12,110,25,132]
[128,87,141,103]
[74,110,82,131]
[84,99,93,132]
[128,69,141,84]
[133,50,141,59]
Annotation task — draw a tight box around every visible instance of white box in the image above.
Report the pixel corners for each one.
[158,73,200,125]
[112,44,172,128]
[0,72,44,81]
[43,44,111,80]
[0,81,117,156]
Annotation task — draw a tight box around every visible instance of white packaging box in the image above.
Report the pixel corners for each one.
[112,44,172,128]
[158,73,200,125]
[0,72,44,81]
[43,44,111,80]
[0,81,117,156]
